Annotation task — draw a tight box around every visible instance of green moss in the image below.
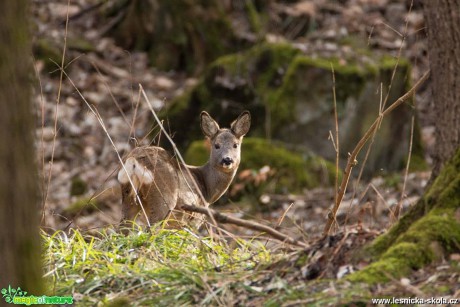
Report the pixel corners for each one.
[425,150,460,208]
[67,37,95,53]
[436,285,452,295]
[267,55,368,133]
[396,211,460,252]
[349,242,433,284]
[350,148,460,284]
[64,197,99,216]
[166,42,421,177]
[366,221,406,257]
[294,253,309,267]
[104,297,131,307]
[348,254,411,284]
[368,148,460,257]
[162,43,299,147]
[185,137,337,193]
[250,43,300,89]
[210,42,300,89]
[184,140,209,165]
[268,54,372,131]
[70,176,87,196]
[383,173,401,189]
[407,154,428,172]
[379,55,411,74]
[245,0,263,34]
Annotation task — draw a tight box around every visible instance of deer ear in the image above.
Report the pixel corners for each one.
[200,111,220,138]
[231,111,251,138]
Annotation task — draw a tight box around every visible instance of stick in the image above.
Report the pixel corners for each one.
[181,204,309,248]
[322,70,430,236]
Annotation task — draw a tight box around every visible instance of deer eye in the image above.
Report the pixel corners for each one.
[233,143,238,148]
[215,144,221,149]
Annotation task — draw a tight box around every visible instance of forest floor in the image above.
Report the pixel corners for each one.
[32,0,460,305]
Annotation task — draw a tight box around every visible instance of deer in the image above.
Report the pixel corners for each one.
[117,111,251,228]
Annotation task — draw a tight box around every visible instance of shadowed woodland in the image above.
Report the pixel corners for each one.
[0,0,459,305]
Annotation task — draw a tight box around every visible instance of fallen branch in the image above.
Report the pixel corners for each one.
[322,70,431,236]
[181,204,309,248]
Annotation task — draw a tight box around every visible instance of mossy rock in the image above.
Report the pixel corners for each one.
[185,137,338,196]
[64,197,100,216]
[348,147,460,284]
[105,0,241,73]
[166,42,425,177]
[162,42,300,149]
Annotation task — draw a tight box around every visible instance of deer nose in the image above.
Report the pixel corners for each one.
[222,157,233,166]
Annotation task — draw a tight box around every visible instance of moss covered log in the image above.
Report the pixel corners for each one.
[348,147,460,284]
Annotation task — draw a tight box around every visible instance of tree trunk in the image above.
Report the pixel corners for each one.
[347,0,460,283]
[424,0,460,176]
[0,0,43,293]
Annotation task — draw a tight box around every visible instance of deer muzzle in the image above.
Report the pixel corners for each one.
[221,157,234,169]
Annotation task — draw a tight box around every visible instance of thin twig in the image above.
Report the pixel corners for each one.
[344,83,384,228]
[181,204,308,248]
[381,0,413,110]
[346,1,414,226]
[32,55,47,225]
[42,0,71,226]
[322,70,430,236]
[395,115,415,219]
[331,63,340,232]
[129,86,142,140]
[89,60,130,126]
[57,69,151,227]
[369,183,396,222]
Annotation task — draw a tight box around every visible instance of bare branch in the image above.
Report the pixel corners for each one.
[181,204,309,248]
[323,69,430,236]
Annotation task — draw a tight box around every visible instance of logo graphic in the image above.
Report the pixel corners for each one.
[1,285,73,305]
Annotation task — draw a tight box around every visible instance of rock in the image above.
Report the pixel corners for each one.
[167,42,424,177]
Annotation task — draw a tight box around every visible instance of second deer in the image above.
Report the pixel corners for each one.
[117,111,251,227]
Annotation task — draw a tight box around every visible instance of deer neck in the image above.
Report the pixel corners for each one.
[189,162,236,204]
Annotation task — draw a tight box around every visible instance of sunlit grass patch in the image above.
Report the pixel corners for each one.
[42,223,273,305]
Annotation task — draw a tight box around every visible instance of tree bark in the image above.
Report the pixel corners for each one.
[0,0,43,292]
[424,0,460,176]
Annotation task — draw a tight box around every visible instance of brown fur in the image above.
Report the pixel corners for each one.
[118,111,251,227]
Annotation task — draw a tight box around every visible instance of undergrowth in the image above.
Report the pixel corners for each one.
[42,224,276,306]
